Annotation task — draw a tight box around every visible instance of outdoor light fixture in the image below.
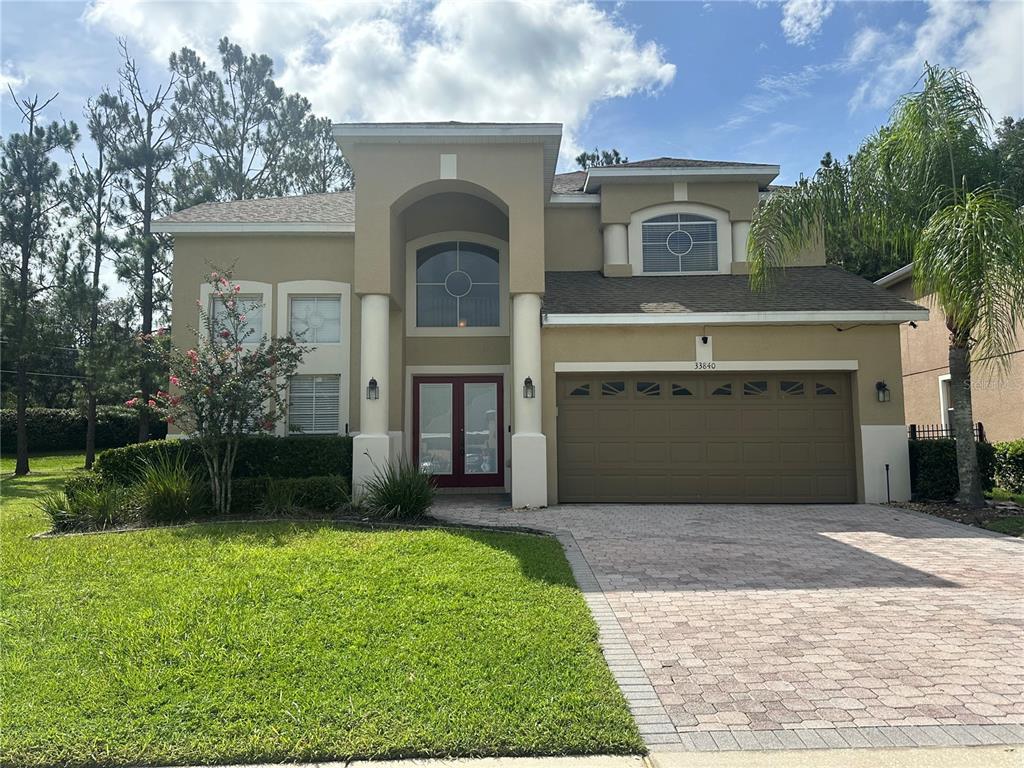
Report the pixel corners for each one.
[523,376,536,399]
[876,380,891,403]
[701,335,709,345]
[366,377,379,401]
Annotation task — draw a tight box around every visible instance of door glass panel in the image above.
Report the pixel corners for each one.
[463,382,498,475]
[418,383,453,475]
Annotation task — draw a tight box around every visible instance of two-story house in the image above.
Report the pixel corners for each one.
[155,122,926,508]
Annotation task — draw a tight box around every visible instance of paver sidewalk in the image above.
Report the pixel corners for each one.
[434,499,1024,752]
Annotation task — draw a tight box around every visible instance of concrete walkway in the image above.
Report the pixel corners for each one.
[433,498,1024,753]
[159,744,1022,767]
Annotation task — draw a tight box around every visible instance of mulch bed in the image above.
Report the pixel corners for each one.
[889,498,1023,528]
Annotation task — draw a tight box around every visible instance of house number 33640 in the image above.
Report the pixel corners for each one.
[694,361,717,370]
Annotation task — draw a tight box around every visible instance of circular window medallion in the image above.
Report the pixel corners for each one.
[444,269,473,298]
[666,228,694,256]
[306,311,325,329]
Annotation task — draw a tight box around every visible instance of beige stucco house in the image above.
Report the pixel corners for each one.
[155,122,927,507]
[876,264,1023,443]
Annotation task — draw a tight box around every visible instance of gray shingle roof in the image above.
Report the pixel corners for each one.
[543,267,925,315]
[552,171,588,194]
[614,157,776,170]
[156,191,355,226]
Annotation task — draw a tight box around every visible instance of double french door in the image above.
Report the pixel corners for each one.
[413,375,504,487]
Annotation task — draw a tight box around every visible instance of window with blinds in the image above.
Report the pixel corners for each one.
[288,375,340,434]
[641,213,718,272]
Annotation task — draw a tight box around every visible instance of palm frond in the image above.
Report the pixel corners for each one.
[915,188,1024,369]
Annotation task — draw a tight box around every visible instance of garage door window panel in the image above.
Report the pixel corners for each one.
[602,380,626,397]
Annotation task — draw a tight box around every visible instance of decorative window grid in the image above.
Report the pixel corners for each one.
[416,241,500,328]
[288,375,340,434]
[601,381,626,396]
[636,381,661,397]
[568,383,591,397]
[780,380,805,397]
[289,295,342,343]
[815,382,838,396]
[641,213,718,272]
[710,382,733,397]
[743,380,768,397]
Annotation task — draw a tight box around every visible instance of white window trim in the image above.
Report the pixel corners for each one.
[405,231,510,338]
[938,373,952,427]
[277,280,352,437]
[199,280,272,345]
[628,202,732,276]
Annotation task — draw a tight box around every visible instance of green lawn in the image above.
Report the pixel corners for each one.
[1,454,641,767]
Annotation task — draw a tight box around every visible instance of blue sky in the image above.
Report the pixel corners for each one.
[2,0,1022,186]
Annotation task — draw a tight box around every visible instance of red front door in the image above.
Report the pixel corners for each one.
[413,375,504,487]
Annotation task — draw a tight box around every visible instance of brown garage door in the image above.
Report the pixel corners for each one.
[557,372,856,503]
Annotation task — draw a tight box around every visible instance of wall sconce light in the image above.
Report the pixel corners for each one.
[701,335,709,345]
[366,377,379,401]
[523,376,536,399]
[876,380,891,403]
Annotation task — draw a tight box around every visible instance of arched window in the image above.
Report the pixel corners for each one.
[641,213,718,272]
[415,241,500,328]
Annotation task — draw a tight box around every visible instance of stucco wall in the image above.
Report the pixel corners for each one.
[889,278,1024,442]
[544,206,603,271]
[170,233,361,431]
[600,181,760,225]
[349,142,546,296]
[539,322,907,503]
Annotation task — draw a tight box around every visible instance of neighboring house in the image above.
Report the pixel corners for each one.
[877,264,1023,443]
[154,122,926,508]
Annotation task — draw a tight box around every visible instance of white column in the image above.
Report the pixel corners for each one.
[731,221,751,263]
[352,293,391,497]
[511,292,547,508]
[603,223,628,267]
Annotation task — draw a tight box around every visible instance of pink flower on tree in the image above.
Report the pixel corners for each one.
[125,398,139,408]
[169,375,180,387]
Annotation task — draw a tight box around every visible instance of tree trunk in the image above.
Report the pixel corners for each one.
[138,108,155,443]
[13,237,32,476]
[85,393,98,470]
[948,341,984,508]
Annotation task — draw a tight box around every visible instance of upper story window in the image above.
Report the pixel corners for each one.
[415,241,499,328]
[641,213,718,273]
[289,295,342,343]
[211,294,263,340]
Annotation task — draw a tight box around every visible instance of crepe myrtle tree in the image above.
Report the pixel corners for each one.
[130,271,305,514]
[748,64,1024,508]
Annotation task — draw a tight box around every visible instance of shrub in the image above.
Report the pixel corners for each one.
[135,452,208,524]
[994,439,1024,494]
[95,435,353,487]
[0,407,167,454]
[259,478,302,517]
[234,475,350,516]
[64,473,105,502]
[908,439,996,500]
[39,484,135,533]
[360,458,435,520]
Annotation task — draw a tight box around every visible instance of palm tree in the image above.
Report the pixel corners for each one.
[748,64,1024,507]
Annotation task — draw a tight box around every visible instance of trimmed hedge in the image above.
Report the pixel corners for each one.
[908,439,996,500]
[0,407,166,454]
[994,439,1024,494]
[94,434,353,487]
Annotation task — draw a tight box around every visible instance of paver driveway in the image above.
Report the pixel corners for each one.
[435,501,1024,750]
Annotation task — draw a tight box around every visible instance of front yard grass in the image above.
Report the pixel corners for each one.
[1,454,641,767]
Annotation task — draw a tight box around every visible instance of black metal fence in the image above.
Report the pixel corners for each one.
[908,422,986,442]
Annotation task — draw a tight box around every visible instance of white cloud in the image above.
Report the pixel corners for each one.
[848,0,1022,121]
[83,0,676,164]
[780,0,835,46]
[0,60,26,94]
[721,63,827,130]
